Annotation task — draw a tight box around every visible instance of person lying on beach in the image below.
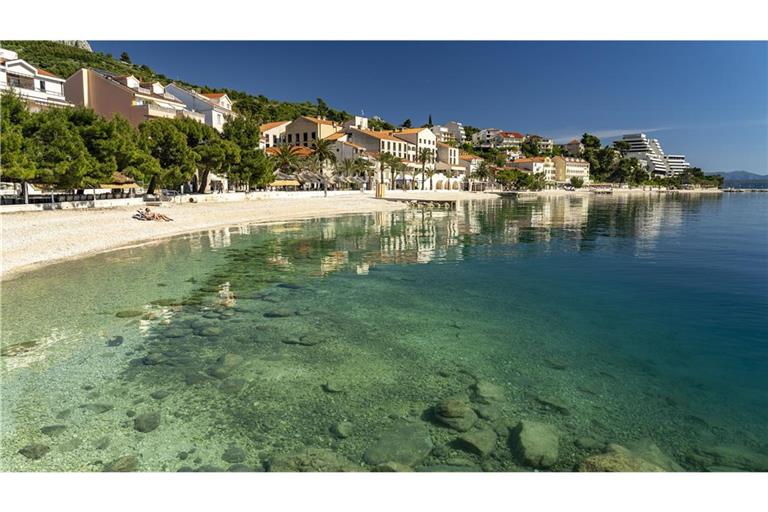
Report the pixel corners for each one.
[133,208,173,222]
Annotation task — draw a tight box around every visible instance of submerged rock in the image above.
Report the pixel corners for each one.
[80,403,114,414]
[103,455,138,472]
[228,463,260,472]
[330,421,353,439]
[94,436,111,450]
[578,444,665,472]
[142,352,166,366]
[363,423,433,467]
[282,336,322,346]
[106,336,124,347]
[18,443,50,460]
[510,420,560,469]
[185,372,211,386]
[40,424,67,437]
[372,462,413,472]
[264,309,297,318]
[133,411,161,433]
[222,446,246,464]
[456,428,498,456]
[434,399,478,432]
[269,448,358,472]
[535,395,570,415]
[150,389,171,400]
[115,310,143,318]
[322,381,345,394]
[473,403,502,421]
[220,378,246,394]
[471,381,505,404]
[625,439,683,471]
[277,283,303,290]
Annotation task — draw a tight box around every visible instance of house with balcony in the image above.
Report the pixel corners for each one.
[526,134,555,153]
[64,69,203,127]
[445,121,465,143]
[563,139,584,156]
[165,84,235,132]
[0,48,72,111]
[509,156,557,182]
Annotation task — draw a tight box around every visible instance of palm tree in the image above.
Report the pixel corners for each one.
[354,157,375,189]
[417,148,432,190]
[378,152,396,189]
[392,160,407,191]
[335,158,356,190]
[312,138,336,196]
[272,144,302,173]
[472,160,491,190]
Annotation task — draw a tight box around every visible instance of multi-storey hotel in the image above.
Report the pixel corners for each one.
[615,133,691,177]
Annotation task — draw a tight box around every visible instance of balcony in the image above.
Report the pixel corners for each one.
[176,110,206,124]
[134,102,179,120]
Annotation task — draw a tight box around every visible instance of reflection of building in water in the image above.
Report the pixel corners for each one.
[632,195,684,255]
[529,195,590,230]
[207,227,232,249]
[320,250,349,275]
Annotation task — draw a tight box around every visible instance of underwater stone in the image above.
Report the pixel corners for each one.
[575,437,606,451]
[372,462,413,472]
[456,428,498,456]
[434,399,478,432]
[330,421,353,439]
[115,310,143,318]
[19,443,50,460]
[55,408,73,420]
[624,439,684,471]
[94,436,111,450]
[321,381,344,394]
[185,372,210,386]
[277,283,303,290]
[283,336,322,346]
[207,367,230,380]
[220,378,246,394]
[198,326,222,337]
[578,444,665,472]
[473,403,503,422]
[535,395,570,415]
[363,423,433,467]
[264,309,296,318]
[104,455,138,472]
[228,464,260,472]
[163,328,190,339]
[471,381,506,404]
[217,353,243,369]
[150,389,171,400]
[80,403,114,414]
[142,352,166,365]
[106,336,124,347]
[134,411,161,433]
[222,446,247,464]
[269,448,359,472]
[40,424,67,436]
[511,420,560,469]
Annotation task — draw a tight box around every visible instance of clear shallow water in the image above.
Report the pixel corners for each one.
[2,193,767,472]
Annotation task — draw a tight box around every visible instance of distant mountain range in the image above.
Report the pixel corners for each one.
[708,171,768,181]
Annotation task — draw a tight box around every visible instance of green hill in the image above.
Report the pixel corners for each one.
[0,40,354,124]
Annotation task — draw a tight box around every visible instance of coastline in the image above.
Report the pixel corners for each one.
[0,191,498,281]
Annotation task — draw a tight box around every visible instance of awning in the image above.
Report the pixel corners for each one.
[270,180,301,187]
[99,183,142,189]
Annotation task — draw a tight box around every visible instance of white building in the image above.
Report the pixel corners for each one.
[615,133,690,177]
[509,156,557,182]
[527,134,554,153]
[444,121,465,143]
[472,128,501,148]
[664,154,691,175]
[0,48,72,111]
[343,115,368,131]
[430,124,452,143]
[435,141,465,180]
[259,120,290,149]
[165,84,235,132]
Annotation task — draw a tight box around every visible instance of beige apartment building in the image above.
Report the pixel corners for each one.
[64,69,203,127]
[281,116,342,147]
[553,155,591,184]
[509,156,557,182]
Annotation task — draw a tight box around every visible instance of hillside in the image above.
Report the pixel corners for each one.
[0,40,355,124]
[711,170,768,181]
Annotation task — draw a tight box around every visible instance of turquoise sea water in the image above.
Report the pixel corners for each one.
[1,193,767,471]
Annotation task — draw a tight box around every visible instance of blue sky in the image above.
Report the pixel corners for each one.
[92,41,768,173]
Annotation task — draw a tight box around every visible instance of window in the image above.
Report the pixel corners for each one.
[39,80,46,92]
[288,134,293,143]
[303,132,308,142]
[311,132,316,140]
